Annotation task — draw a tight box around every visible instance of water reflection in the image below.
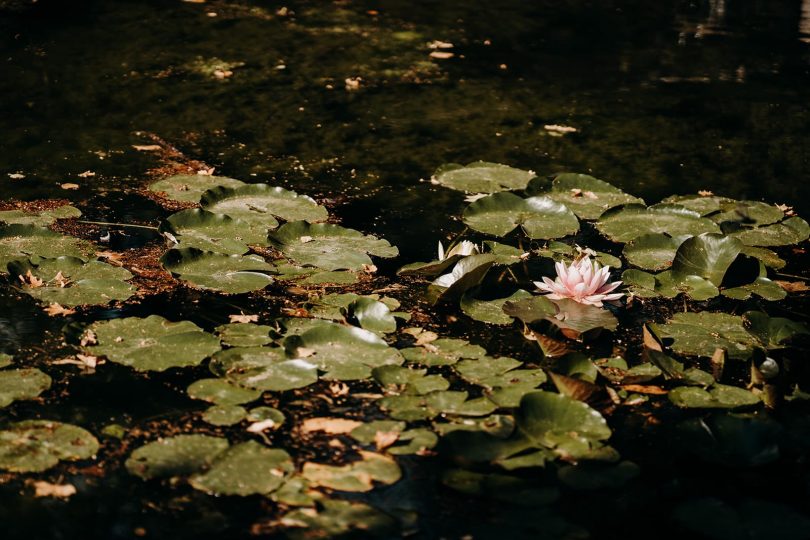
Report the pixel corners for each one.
[801,0,810,42]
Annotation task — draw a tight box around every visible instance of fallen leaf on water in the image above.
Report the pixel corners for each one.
[132,144,162,152]
[96,251,124,265]
[77,171,96,178]
[344,77,362,91]
[300,417,362,435]
[621,384,667,395]
[464,193,488,203]
[61,183,80,190]
[544,124,578,135]
[429,51,455,59]
[54,271,70,288]
[28,481,76,499]
[7,173,25,179]
[362,264,378,273]
[299,236,313,243]
[44,303,76,317]
[698,190,714,197]
[19,270,44,288]
[229,313,259,323]
[76,354,99,369]
[329,382,349,397]
[775,280,809,293]
[247,419,278,433]
[80,329,98,347]
[427,40,454,49]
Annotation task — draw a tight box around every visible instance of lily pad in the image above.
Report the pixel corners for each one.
[432,161,535,193]
[502,295,557,324]
[302,451,401,492]
[462,193,579,239]
[670,233,743,286]
[743,311,809,349]
[149,174,245,203]
[517,391,612,447]
[126,434,230,480]
[160,209,268,255]
[542,173,644,220]
[660,194,731,216]
[428,254,497,304]
[284,323,403,380]
[0,354,11,368]
[669,384,760,409]
[190,441,294,496]
[0,205,81,226]
[187,378,262,405]
[379,390,497,421]
[622,233,687,271]
[461,289,533,325]
[215,323,273,347]
[731,216,810,247]
[650,312,760,360]
[711,200,785,227]
[401,337,487,367]
[161,247,275,294]
[201,184,327,225]
[267,222,398,271]
[211,347,318,391]
[280,500,397,539]
[0,368,52,408]
[9,256,135,306]
[0,420,99,473]
[596,204,720,243]
[87,315,221,371]
[0,224,93,269]
[202,405,247,426]
[345,297,397,334]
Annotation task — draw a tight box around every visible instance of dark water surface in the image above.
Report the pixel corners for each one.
[1,0,810,538]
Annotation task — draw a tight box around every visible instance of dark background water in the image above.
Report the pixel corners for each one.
[1,1,810,538]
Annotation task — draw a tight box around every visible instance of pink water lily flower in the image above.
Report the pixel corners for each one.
[534,256,623,307]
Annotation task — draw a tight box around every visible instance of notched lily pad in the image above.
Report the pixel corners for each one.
[161,247,275,294]
[149,174,246,203]
[190,441,294,496]
[126,434,230,480]
[87,315,221,371]
[731,216,810,247]
[160,209,268,255]
[462,192,579,239]
[596,204,720,243]
[432,161,536,193]
[0,368,51,408]
[540,173,644,220]
[201,184,327,225]
[0,224,93,269]
[0,420,98,473]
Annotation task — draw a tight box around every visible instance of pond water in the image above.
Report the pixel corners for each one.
[1,0,810,539]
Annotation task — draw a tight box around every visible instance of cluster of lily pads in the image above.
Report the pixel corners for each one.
[1,162,809,538]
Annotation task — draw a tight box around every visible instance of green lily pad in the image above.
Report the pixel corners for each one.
[660,194,731,216]
[284,323,403,380]
[302,451,401,492]
[545,298,619,339]
[267,222,398,271]
[160,209,268,255]
[0,205,81,226]
[161,247,275,294]
[190,441,294,496]
[87,315,221,371]
[345,297,397,334]
[502,295,557,324]
[673,498,810,540]
[650,312,761,360]
[379,390,497,421]
[126,434,230,480]
[247,406,285,426]
[201,184,327,225]
[461,289,533,325]
[9,256,135,306]
[596,204,720,243]
[0,224,93,269]
[722,277,787,301]
[373,365,450,395]
[456,357,547,407]
[149,174,246,203]
[462,193,579,239]
[650,270,720,300]
[187,378,262,405]
[202,404,247,426]
[743,311,809,349]
[542,173,644,220]
[669,384,760,409]
[433,414,516,438]
[731,216,810,247]
[280,500,397,539]
[432,161,536,193]
[397,255,465,278]
[0,368,51,408]
[670,233,743,286]
[0,420,99,473]
[401,338,487,367]
[428,254,497,304]
[622,233,687,271]
[711,200,785,227]
[211,347,318,391]
[350,420,407,444]
[740,246,785,269]
[215,323,273,347]
[517,391,612,448]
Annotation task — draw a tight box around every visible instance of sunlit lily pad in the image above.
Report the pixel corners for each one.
[161,247,275,294]
[211,347,318,391]
[202,405,247,426]
[345,297,397,334]
[267,222,398,271]
[673,498,810,540]
[302,451,401,492]
[284,323,403,380]
[517,391,611,448]
[622,233,688,271]
[541,173,644,220]
[502,295,557,324]
[187,378,262,405]
[650,312,761,360]
[0,368,51,408]
[455,356,547,407]
[0,224,93,269]
[669,384,760,409]
[0,205,81,226]
[126,434,229,480]
[149,174,245,203]
[87,315,221,371]
[379,390,497,421]
[462,193,579,239]
[401,337,487,366]
[461,289,532,325]
[0,420,99,473]
[215,323,273,347]
[432,161,535,193]
[160,209,268,255]
[731,216,810,247]
[201,184,327,226]
[428,254,497,304]
[9,256,135,306]
[190,441,294,496]
[596,204,720,243]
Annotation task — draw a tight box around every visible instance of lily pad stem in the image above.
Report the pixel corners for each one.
[77,220,159,231]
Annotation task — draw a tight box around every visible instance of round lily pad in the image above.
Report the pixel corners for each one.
[670,233,743,286]
[161,247,275,294]
[202,405,247,426]
[669,384,760,409]
[650,312,759,360]
[345,297,397,334]
[622,233,688,271]
[149,174,246,203]
[87,315,221,371]
[9,256,135,306]
[432,162,536,193]
[214,323,273,347]
[126,434,229,480]
[516,391,611,447]
[212,347,318,391]
[284,323,403,380]
[596,204,720,243]
[187,378,262,405]
[0,205,81,226]
[201,183,327,225]
[461,289,533,325]
[462,193,579,239]
[0,420,99,473]
[267,221,398,271]
[0,224,93,269]
[711,200,785,227]
[401,337,487,367]
[0,368,51,408]
[189,441,294,496]
[160,209,268,255]
[541,173,644,220]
